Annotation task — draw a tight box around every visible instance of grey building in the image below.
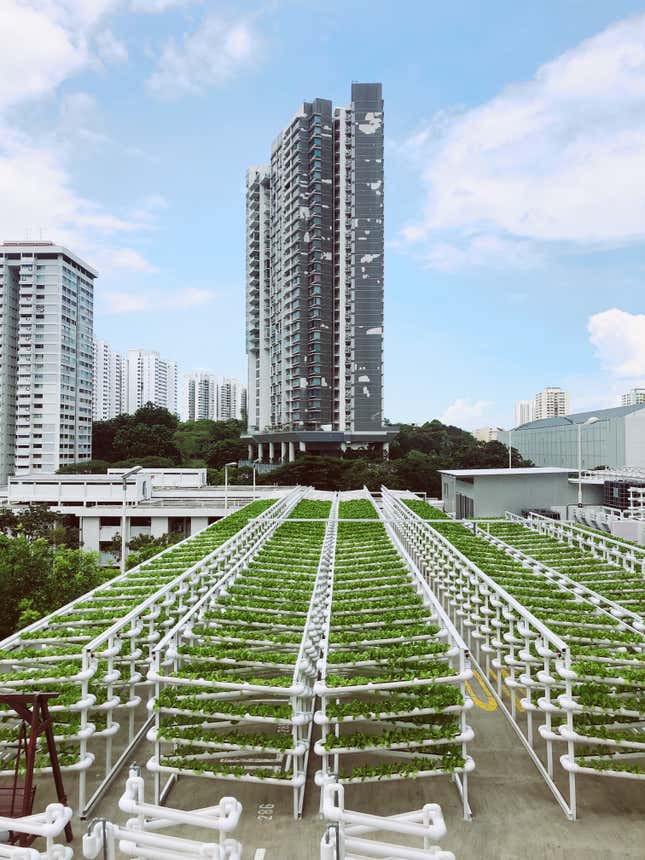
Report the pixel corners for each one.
[504,404,645,469]
[245,83,394,462]
[0,241,96,483]
[440,467,600,519]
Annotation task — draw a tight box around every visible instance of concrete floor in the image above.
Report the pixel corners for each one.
[27,701,645,859]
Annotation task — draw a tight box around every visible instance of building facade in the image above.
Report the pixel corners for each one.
[622,388,645,406]
[500,404,645,469]
[126,349,178,416]
[472,427,504,443]
[93,339,126,420]
[0,241,96,482]
[245,83,394,461]
[514,399,534,427]
[533,386,570,421]
[182,372,246,422]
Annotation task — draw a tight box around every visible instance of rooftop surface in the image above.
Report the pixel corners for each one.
[439,467,573,477]
[515,402,645,430]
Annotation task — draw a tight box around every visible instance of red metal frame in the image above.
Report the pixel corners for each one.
[0,692,73,845]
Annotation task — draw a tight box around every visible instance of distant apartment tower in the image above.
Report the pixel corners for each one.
[533,387,569,421]
[93,339,126,420]
[514,399,534,427]
[622,388,645,406]
[473,427,504,443]
[245,82,394,462]
[127,349,178,416]
[0,241,95,482]
[183,372,246,422]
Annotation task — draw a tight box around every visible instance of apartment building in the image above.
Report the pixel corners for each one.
[245,83,394,462]
[0,241,96,482]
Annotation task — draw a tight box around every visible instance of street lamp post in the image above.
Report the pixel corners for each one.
[224,461,237,512]
[252,458,260,500]
[120,466,142,574]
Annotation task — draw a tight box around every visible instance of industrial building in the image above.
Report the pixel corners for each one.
[439,467,592,519]
[504,403,645,469]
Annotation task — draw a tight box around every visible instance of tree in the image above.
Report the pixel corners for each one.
[126,531,183,569]
[206,438,247,469]
[0,536,104,638]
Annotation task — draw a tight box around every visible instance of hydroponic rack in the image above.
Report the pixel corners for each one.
[314,496,474,820]
[381,487,645,820]
[0,491,298,817]
[147,492,332,818]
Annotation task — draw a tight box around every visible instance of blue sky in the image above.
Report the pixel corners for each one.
[2,1,645,428]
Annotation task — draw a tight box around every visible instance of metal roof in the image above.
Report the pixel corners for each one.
[439,467,573,478]
[514,403,645,431]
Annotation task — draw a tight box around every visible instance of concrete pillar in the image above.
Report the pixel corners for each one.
[190,516,209,536]
[269,441,275,463]
[288,441,296,462]
[247,443,253,461]
[80,516,100,553]
[299,441,306,454]
[151,516,169,539]
[281,442,287,464]
[258,442,265,462]
[383,441,390,461]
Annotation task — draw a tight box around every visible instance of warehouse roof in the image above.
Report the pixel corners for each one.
[515,403,645,431]
[439,467,572,478]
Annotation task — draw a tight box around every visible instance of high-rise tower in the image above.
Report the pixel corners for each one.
[245,83,393,463]
[0,241,95,481]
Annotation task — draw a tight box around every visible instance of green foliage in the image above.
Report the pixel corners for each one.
[125,531,184,569]
[0,505,79,548]
[0,536,104,638]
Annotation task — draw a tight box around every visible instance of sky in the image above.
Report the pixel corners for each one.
[2,0,645,429]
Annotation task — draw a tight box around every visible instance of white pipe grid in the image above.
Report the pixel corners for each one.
[314,494,473,821]
[0,494,293,817]
[147,490,333,818]
[83,767,242,859]
[319,781,455,859]
[514,512,645,620]
[478,519,644,631]
[383,488,645,818]
[515,511,645,578]
[0,803,72,860]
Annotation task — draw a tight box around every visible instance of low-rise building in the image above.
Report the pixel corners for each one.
[7,470,290,565]
[439,467,599,519]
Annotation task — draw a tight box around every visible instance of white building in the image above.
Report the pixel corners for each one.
[473,427,505,443]
[7,470,288,564]
[514,400,534,427]
[622,388,645,406]
[127,349,178,416]
[0,241,96,483]
[183,372,246,422]
[533,387,569,421]
[93,339,126,420]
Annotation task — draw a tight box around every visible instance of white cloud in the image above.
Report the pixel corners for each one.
[439,398,495,430]
[102,286,215,313]
[130,0,200,11]
[588,308,645,378]
[0,1,87,111]
[0,2,166,277]
[108,248,158,272]
[96,29,128,65]
[146,14,258,98]
[400,14,645,268]
[421,234,543,272]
